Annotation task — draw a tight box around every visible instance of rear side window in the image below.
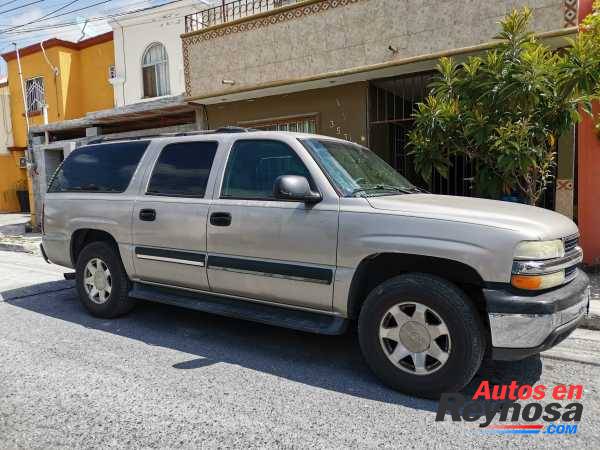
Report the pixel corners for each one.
[221,140,311,200]
[48,141,149,193]
[146,141,218,198]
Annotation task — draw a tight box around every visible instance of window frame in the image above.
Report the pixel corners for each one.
[219,138,318,202]
[25,76,45,114]
[145,140,219,199]
[141,42,170,99]
[47,141,150,194]
[238,113,319,133]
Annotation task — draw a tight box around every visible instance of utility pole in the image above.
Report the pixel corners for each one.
[13,42,36,227]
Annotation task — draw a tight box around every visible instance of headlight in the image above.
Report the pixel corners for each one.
[514,240,564,260]
[511,271,565,290]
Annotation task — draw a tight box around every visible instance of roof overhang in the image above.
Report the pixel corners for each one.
[187,27,578,106]
[30,95,196,134]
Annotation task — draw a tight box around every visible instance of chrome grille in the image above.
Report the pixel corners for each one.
[565,265,577,281]
[564,235,579,253]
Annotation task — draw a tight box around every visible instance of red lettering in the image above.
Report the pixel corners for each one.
[568,385,583,400]
[533,384,546,400]
[472,381,491,400]
[518,385,533,400]
[491,385,507,400]
[508,380,519,400]
[553,385,567,400]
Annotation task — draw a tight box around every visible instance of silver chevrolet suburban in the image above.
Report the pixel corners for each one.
[41,129,590,398]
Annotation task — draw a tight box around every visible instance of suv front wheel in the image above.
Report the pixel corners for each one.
[75,241,135,318]
[358,273,485,398]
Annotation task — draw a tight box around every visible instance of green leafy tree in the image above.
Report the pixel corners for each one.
[408,7,600,205]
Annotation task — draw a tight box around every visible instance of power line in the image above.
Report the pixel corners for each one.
[0,0,192,52]
[0,0,23,9]
[0,0,83,35]
[1,0,188,36]
[0,0,188,36]
[0,0,44,15]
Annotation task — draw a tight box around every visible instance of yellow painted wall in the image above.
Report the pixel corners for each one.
[79,40,115,113]
[2,37,114,218]
[4,39,115,148]
[0,150,26,212]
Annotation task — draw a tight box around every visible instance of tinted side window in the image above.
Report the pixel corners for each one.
[146,141,218,198]
[221,140,311,200]
[48,141,149,193]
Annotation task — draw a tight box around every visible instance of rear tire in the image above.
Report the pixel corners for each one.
[75,241,135,318]
[358,273,485,399]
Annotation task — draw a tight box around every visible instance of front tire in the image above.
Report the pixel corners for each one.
[358,273,485,398]
[76,241,135,318]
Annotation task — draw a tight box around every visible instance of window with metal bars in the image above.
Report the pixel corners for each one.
[25,77,44,114]
[242,115,318,134]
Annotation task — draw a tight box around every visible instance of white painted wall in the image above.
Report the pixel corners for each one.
[0,81,14,154]
[109,0,211,106]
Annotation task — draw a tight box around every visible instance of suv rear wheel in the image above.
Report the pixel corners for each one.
[75,241,135,318]
[358,273,485,398]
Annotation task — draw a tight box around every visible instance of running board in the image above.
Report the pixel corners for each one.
[129,283,348,335]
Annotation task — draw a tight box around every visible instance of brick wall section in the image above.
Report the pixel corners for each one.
[183,0,565,98]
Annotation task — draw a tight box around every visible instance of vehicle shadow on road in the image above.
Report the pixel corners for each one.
[3,281,542,411]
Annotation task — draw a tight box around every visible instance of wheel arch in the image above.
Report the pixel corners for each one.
[70,228,121,266]
[347,253,487,321]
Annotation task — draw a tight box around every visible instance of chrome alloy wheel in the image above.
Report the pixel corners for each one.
[379,302,451,375]
[84,258,112,304]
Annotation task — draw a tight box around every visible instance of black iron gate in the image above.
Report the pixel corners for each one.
[368,72,556,208]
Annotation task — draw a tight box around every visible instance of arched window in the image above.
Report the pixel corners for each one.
[142,43,170,98]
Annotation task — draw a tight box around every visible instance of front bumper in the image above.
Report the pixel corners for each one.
[485,271,590,361]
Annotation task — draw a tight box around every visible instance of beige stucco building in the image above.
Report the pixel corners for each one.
[181,0,577,206]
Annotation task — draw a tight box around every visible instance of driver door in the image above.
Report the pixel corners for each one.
[206,138,339,311]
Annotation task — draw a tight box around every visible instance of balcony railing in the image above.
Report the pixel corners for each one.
[185,0,300,32]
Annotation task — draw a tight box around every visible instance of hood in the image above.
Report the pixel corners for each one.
[365,194,578,240]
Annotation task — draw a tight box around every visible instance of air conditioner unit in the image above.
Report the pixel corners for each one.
[18,157,27,169]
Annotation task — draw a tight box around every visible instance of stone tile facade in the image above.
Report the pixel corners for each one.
[183,0,566,98]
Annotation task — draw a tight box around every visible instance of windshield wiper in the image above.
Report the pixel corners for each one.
[350,184,420,197]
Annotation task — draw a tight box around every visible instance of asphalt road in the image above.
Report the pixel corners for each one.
[1,250,599,449]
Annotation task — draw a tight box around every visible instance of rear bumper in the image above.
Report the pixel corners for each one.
[485,271,590,361]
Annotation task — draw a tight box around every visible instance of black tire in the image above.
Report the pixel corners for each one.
[358,273,485,399]
[75,241,135,318]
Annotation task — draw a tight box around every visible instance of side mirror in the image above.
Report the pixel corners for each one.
[273,175,322,204]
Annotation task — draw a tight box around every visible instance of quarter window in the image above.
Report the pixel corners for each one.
[221,140,311,200]
[142,42,170,98]
[147,142,218,198]
[48,141,149,193]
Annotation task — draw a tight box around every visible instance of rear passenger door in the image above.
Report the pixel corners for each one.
[132,141,218,290]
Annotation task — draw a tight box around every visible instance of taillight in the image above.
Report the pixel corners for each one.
[41,203,45,234]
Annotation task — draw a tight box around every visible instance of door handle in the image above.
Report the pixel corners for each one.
[139,208,156,222]
[210,212,232,227]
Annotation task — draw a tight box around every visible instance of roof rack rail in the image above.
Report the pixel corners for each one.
[86,126,257,144]
[87,135,159,144]
[213,126,255,133]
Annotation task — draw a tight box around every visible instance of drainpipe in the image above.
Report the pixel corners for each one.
[13,43,29,138]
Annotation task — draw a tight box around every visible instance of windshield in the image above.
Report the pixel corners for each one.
[300,138,417,197]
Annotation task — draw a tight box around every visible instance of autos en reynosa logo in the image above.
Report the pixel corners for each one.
[435,381,583,435]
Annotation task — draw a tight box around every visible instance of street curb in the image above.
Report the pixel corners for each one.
[581,313,600,331]
[0,242,31,253]
[0,280,75,302]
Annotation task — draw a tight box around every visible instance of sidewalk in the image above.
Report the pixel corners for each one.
[0,213,40,254]
[583,268,600,330]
